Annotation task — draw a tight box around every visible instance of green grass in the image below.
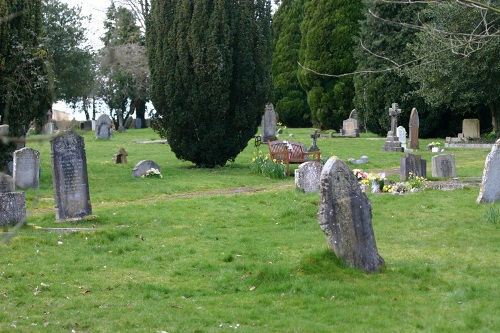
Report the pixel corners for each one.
[1,128,499,332]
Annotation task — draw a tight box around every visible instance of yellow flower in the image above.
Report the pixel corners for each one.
[273,159,277,163]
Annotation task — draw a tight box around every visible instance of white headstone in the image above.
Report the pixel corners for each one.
[477,139,500,203]
[396,126,407,151]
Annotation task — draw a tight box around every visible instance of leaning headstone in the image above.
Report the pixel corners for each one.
[0,172,15,193]
[51,131,92,222]
[318,158,385,273]
[95,114,112,139]
[295,161,322,193]
[13,147,40,189]
[396,126,407,151]
[409,107,419,149]
[260,103,277,143]
[477,139,500,203]
[431,154,457,178]
[462,119,480,139]
[381,102,404,152]
[339,109,359,138]
[400,153,427,181]
[132,160,161,178]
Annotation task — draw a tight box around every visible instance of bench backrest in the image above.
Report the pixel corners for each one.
[268,140,306,161]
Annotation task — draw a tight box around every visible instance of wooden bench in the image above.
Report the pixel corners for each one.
[267,140,321,176]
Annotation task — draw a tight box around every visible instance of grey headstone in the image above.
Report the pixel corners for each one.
[51,131,92,222]
[340,118,359,138]
[295,161,322,193]
[260,103,277,143]
[400,153,427,181]
[431,154,457,179]
[381,103,404,152]
[13,147,40,190]
[318,158,385,273]
[124,116,134,129]
[95,114,112,139]
[135,118,142,129]
[477,139,500,203]
[409,108,419,149]
[0,124,8,136]
[462,119,480,139]
[81,121,93,131]
[0,173,14,193]
[0,192,26,227]
[132,160,161,178]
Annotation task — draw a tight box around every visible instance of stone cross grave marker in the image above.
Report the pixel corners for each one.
[309,129,320,152]
[0,172,26,227]
[409,107,420,149]
[95,114,112,139]
[260,103,277,143]
[477,139,500,203]
[400,153,427,181]
[13,147,40,190]
[431,154,457,179]
[389,102,401,137]
[51,131,92,222]
[382,103,404,152]
[295,161,322,193]
[317,158,385,273]
[132,160,161,178]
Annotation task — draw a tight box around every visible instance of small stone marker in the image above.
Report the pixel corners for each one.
[431,154,457,178]
[462,119,480,139]
[477,139,500,203]
[132,160,161,178]
[400,153,427,181]
[339,109,359,138]
[51,131,92,222]
[318,158,385,273]
[112,148,128,164]
[295,161,322,193]
[396,126,407,151]
[95,114,112,139]
[409,107,419,149]
[261,103,277,143]
[382,102,404,152]
[13,147,40,190]
[0,172,26,227]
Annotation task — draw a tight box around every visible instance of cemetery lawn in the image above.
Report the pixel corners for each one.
[1,128,499,332]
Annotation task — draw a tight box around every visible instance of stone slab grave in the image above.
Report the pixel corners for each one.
[431,154,457,179]
[95,114,112,139]
[317,158,385,273]
[132,160,161,178]
[400,153,427,181]
[13,147,40,190]
[339,109,359,138]
[112,148,128,164]
[477,139,500,203]
[381,102,404,152]
[0,172,26,227]
[295,161,322,193]
[51,131,92,222]
[260,103,277,143]
[409,107,419,149]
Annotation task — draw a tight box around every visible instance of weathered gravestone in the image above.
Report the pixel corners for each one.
[13,147,40,189]
[112,148,128,164]
[0,173,26,227]
[132,160,161,178]
[135,118,142,129]
[295,161,322,193]
[80,121,93,131]
[51,131,92,222]
[431,154,457,179]
[409,107,420,149]
[340,109,359,138]
[318,158,385,273]
[95,114,112,139]
[477,139,500,203]
[462,119,480,139]
[382,103,404,152]
[261,103,277,143]
[400,153,427,181]
[124,116,134,129]
[397,126,407,151]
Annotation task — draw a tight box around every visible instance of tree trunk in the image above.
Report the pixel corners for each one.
[136,99,146,128]
[489,102,499,133]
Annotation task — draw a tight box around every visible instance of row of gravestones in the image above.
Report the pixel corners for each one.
[1,130,163,226]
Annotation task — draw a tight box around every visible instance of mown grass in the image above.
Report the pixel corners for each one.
[1,128,499,332]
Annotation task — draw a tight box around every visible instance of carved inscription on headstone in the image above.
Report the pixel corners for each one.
[13,147,40,189]
[51,131,92,222]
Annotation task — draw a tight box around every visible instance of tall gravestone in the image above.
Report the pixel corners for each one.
[51,131,92,222]
[431,154,457,179]
[0,173,26,227]
[13,147,40,190]
[295,161,322,193]
[400,153,427,181]
[462,119,480,139]
[95,114,112,139]
[318,158,385,273]
[261,103,277,143]
[409,107,419,149]
[396,126,407,151]
[382,103,404,152]
[477,139,500,203]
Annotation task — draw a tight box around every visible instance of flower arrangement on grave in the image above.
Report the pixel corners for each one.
[426,141,441,150]
[382,172,427,194]
[353,169,370,185]
[276,121,287,136]
[142,168,163,179]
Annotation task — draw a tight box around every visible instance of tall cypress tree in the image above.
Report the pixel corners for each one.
[272,0,310,127]
[298,0,363,130]
[147,0,273,167]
